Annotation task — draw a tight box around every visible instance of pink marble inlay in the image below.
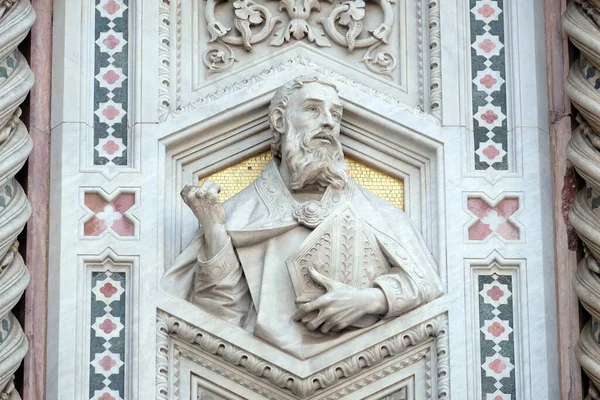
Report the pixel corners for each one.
[98,355,117,371]
[83,192,136,237]
[103,0,121,14]
[468,197,520,241]
[477,4,495,18]
[487,285,505,301]
[489,359,507,374]
[495,198,519,218]
[100,282,118,298]
[102,105,121,120]
[480,74,498,89]
[103,35,121,50]
[479,38,497,53]
[84,216,108,236]
[487,322,506,337]
[102,140,120,155]
[481,109,499,124]
[99,319,118,334]
[482,145,500,160]
[98,394,116,400]
[102,70,121,85]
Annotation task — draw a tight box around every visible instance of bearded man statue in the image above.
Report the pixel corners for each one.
[162,76,443,359]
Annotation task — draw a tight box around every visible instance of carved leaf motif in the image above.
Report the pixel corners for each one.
[340,213,354,285]
[371,23,391,43]
[290,19,310,40]
[233,0,264,24]
[338,0,365,25]
[338,0,366,51]
[269,26,287,46]
[308,25,332,47]
[207,21,231,42]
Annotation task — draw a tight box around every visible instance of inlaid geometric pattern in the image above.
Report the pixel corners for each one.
[83,192,136,237]
[478,274,516,400]
[89,271,127,400]
[94,0,129,166]
[467,196,520,241]
[470,0,509,171]
[199,152,405,209]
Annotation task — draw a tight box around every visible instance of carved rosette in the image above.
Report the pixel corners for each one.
[0,0,34,398]
[564,0,600,394]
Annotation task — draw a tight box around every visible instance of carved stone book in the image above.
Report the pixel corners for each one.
[287,203,391,303]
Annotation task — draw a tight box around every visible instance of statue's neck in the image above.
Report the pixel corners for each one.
[277,158,326,202]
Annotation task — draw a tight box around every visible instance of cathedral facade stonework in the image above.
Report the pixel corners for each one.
[0,0,579,398]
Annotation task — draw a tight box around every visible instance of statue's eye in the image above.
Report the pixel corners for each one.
[332,111,341,121]
[305,105,319,114]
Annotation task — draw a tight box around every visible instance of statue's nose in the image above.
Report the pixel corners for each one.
[321,112,335,130]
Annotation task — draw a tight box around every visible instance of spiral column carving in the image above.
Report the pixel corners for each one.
[563,0,600,394]
[0,0,34,398]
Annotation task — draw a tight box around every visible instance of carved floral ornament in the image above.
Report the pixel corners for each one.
[203,0,398,77]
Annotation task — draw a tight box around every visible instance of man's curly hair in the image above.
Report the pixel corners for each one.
[269,76,338,158]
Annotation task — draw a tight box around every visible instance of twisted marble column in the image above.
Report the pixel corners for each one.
[0,0,35,398]
[564,0,600,393]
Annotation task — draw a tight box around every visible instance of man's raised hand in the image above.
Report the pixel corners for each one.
[181,180,229,259]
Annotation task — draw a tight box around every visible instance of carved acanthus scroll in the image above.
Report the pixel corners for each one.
[202,0,397,78]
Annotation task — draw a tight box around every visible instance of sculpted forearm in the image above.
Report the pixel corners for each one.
[181,179,231,259]
[203,224,230,260]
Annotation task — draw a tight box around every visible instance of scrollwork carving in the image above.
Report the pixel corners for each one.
[319,0,394,50]
[205,0,281,49]
[203,41,237,77]
[201,0,398,78]
[361,42,397,77]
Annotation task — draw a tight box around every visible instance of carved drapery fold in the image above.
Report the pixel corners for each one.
[0,0,34,398]
[564,0,600,394]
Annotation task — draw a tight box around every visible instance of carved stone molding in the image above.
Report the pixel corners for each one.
[157,0,442,123]
[157,311,449,400]
[0,0,35,398]
[564,0,600,396]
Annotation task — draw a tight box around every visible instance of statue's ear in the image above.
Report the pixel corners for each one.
[270,108,285,134]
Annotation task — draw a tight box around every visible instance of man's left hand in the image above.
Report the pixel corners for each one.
[292,267,389,334]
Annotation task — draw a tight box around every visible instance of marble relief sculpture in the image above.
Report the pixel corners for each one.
[162,76,443,359]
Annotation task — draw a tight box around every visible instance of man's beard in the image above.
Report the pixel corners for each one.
[283,124,349,191]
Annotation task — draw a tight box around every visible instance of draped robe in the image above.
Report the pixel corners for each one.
[162,161,443,359]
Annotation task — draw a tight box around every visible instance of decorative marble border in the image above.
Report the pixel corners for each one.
[466,252,525,400]
[469,0,509,171]
[157,311,449,400]
[89,270,127,400]
[93,0,130,166]
[478,274,516,400]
